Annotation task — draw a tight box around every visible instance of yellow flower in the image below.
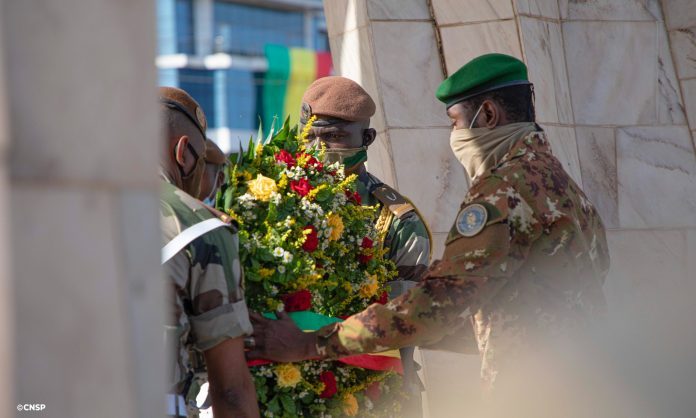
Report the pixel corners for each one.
[258,268,274,278]
[275,363,302,388]
[247,174,277,202]
[326,213,344,241]
[301,115,317,144]
[342,393,359,416]
[359,274,379,298]
[277,173,289,190]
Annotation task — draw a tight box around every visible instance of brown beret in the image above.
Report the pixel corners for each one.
[159,86,207,138]
[300,76,376,125]
[204,138,227,166]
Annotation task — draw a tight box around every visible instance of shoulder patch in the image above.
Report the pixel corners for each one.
[455,204,488,237]
[371,184,414,219]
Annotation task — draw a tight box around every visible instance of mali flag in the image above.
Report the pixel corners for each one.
[262,44,333,131]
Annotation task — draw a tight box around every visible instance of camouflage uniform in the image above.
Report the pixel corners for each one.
[356,171,431,290]
[161,176,252,417]
[316,130,609,390]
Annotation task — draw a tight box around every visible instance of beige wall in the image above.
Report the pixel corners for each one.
[0,1,165,417]
[324,1,696,417]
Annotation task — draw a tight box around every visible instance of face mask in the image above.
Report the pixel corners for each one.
[203,196,215,206]
[177,143,206,197]
[323,147,368,172]
[449,117,537,180]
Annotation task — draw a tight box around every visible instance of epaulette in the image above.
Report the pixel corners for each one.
[371,184,415,219]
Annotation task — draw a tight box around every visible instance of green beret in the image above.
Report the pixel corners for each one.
[436,53,530,108]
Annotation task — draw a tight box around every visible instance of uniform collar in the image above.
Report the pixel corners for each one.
[497,129,550,167]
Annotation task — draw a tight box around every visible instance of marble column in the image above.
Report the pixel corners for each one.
[0,7,13,418]
[0,1,164,417]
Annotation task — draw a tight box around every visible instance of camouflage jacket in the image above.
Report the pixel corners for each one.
[317,131,609,389]
[357,172,431,294]
[160,176,252,400]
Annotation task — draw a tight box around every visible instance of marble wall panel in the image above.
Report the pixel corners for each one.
[682,78,696,129]
[12,188,136,418]
[564,21,658,125]
[604,229,687,310]
[371,21,450,128]
[575,127,619,229]
[3,0,159,187]
[661,0,696,30]
[389,128,468,233]
[657,22,688,124]
[541,125,583,187]
[561,0,661,21]
[431,0,514,25]
[324,0,368,37]
[519,17,574,124]
[515,0,560,19]
[440,20,523,75]
[366,0,430,20]
[329,27,386,134]
[430,232,449,260]
[616,126,696,228]
[366,130,397,188]
[668,27,696,79]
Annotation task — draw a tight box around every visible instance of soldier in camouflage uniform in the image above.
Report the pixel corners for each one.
[298,76,432,415]
[159,87,259,418]
[249,54,609,394]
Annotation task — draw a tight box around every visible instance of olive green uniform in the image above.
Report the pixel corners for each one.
[161,176,252,417]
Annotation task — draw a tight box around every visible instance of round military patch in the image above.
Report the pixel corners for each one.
[455,203,488,237]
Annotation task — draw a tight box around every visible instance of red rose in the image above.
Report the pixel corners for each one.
[275,149,296,167]
[359,237,374,264]
[319,371,338,398]
[302,225,319,252]
[290,178,313,197]
[281,289,312,312]
[345,190,362,205]
[365,381,381,402]
[375,291,388,305]
[306,156,324,172]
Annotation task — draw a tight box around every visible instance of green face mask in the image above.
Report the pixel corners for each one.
[323,147,368,171]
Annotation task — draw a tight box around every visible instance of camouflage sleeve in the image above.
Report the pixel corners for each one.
[316,176,543,357]
[385,211,431,283]
[161,200,252,353]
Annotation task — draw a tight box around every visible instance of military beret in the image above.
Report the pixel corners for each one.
[300,76,376,126]
[436,53,530,108]
[159,86,207,138]
[204,138,227,166]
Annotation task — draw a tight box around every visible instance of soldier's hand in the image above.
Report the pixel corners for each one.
[246,311,319,363]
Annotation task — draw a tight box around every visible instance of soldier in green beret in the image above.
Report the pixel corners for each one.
[159,87,259,418]
[249,55,609,395]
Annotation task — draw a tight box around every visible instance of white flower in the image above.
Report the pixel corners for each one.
[269,285,278,296]
[282,251,293,264]
[273,247,284,257]
[278,265,286,274]
[276,303,284,312]
[270,191,282,205]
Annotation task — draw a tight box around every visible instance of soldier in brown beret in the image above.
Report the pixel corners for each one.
[159,86,259,418]
[198,138,228,206]
[298,76,432,417]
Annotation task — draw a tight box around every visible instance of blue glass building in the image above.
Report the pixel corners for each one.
[156,0,328,151]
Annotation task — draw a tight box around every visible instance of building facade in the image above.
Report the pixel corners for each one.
[157,0,329,152]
